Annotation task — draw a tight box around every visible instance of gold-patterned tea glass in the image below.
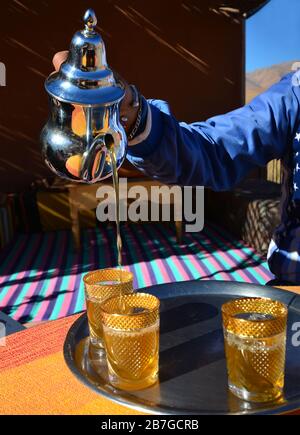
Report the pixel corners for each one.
[100,293,160,391]
[222,298,288,403]
[83,269,134,349]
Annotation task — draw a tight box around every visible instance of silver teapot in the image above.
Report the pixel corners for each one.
[41,9,127,183]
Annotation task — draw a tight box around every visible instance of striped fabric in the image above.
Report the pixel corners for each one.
[0,223,274,323]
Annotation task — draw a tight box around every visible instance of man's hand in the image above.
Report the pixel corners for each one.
[52,51,139,135]
[52,51,69,72]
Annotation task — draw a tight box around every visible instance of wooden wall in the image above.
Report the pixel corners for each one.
[0,0,245,192]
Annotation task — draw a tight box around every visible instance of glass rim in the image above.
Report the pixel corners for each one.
[222,297,288,324]
[83,268,134,286]
[99,292,160,319]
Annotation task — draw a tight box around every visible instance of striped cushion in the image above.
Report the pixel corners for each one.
[0,223,273,323]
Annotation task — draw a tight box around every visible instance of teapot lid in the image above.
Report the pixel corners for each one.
[45,9,125,106]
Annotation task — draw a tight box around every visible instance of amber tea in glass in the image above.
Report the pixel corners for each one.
[84,269,133,349]
[222,298,287,403]
[100,293,160,391]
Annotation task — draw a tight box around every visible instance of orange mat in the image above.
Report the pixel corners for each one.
[0,315,143,415]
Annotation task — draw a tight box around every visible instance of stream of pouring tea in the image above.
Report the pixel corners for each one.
[108,148,123,270]
[108,147,150,316]
[107,147,129,314]
[108,148,129,313]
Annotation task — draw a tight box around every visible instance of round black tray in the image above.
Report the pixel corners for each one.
[64,281,300,415]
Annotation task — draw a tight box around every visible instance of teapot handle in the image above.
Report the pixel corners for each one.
[80,132,117,183]
[81,137,106,183]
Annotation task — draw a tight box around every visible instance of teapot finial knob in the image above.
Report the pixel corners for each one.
[83,8,97,32]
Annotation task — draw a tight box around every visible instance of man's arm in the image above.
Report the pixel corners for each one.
[127,73,300,191]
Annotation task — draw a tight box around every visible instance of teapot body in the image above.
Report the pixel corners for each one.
[41,97,127,183]
[41,9,127,184]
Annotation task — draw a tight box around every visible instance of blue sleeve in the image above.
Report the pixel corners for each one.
[127,73,300,191]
